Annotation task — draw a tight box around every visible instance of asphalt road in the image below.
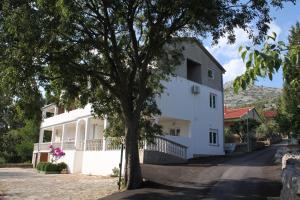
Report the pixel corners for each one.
[102,145,282,200]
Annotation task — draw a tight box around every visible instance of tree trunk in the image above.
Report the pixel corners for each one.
[124,117,143,189]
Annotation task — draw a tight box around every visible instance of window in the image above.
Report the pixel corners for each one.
[208,68,214,79]
[169,128,180,136]
[209,129,218,145]
[209,93,217,108]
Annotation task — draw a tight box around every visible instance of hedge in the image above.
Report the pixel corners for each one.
[37,162,68,173]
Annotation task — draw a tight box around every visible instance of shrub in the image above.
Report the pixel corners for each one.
[57,162,68,172]
[37,162,46,171]
[44,163,58,172]
[0,157,6,164]
[36,162,68,173]
[111,167,119,177]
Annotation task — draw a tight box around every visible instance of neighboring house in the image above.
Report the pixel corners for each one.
[263,110,278,122]
[224,107,262,127]
[32,38,226,175]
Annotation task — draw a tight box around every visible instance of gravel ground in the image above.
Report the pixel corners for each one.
[0,168,118,200]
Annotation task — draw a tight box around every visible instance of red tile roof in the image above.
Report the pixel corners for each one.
[224,107,254,120]
[263,110,277,119]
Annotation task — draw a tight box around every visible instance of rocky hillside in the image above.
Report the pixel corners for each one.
[224,81,282,109]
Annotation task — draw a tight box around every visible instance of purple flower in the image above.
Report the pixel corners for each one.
[49,146,65,163]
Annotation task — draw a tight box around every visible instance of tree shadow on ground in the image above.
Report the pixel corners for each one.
[101,177,281,200]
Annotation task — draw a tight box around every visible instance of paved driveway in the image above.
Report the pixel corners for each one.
[0,168,118,200]
[103,145,283,200]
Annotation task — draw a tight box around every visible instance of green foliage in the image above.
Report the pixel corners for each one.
[234,32,300,93]
[224,127,232,143]
[0,157,5,164]
[227,119,260,142]
[57,162,68,172]
[1,120,39,163]
[256,120,280,139]
[275,23,300,137]
[36,162,46,171]
[44,163,58,172]
[235,21,300,138]
[111,167,120,177]
[37,162,68,173]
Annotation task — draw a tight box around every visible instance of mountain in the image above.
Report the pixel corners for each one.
[224,81,282,109]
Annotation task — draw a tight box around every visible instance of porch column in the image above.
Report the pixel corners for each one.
[74,120,80,150]
[61,124,66,150]
[54,106,58,116]
[102,118,108,151]
[39,129,44,143]
[51,126,55,144]
[83,118,89,151]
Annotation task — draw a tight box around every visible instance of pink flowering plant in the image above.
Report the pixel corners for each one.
[49,145,65,163]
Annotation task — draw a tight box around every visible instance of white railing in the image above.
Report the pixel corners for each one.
[34,142,62,152]
[34,136,187,159]
[63,141,75,150]
[38,142,52,151]
[76,141,84,151]
[105,138,122,151]
[145,136,187,159]
[52,142,61,149]
[86,139,103,151]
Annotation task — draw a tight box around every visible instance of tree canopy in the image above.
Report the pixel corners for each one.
[0,0,295,189]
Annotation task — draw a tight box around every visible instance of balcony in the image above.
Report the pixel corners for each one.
[33,141,77,152]
[41,104,93,128]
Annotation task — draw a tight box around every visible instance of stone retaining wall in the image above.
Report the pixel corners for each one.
[281,159,300,200]
[276,146,300,200]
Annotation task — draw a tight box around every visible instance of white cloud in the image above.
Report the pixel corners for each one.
[205,21,281,82]
[223,59,246,83]
[206,28,252,59]
[206,22,282,60]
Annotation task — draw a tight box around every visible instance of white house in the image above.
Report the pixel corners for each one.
[32,38,225,175]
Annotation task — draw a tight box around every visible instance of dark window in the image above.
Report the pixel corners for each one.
[46,112,54,118]
[209,130,218,145]
[43,130,52,142]
[208,69,214,79]
[209,93,216,108]
[169,128,180,136]
[187,59,202,84]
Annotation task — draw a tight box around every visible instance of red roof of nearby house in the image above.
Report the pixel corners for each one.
[224,107,254,120]
[263,110,277,119]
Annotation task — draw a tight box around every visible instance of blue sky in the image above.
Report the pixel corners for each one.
[204,1,300,88]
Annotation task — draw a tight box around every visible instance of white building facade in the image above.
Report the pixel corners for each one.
[32,38,225,175]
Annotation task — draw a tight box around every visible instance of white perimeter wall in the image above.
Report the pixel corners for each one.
[81,151,125,176]
[57,150,76,173]
[157,76,224,157]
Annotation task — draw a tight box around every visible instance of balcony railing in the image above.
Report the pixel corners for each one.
[145,136,187,159]
[52,142,61,149]
[105,138,122,151]
[34,136,187,159]
[76,141,84,151]
[38,142,52,151]
[63,141,75,150]
[86,139,103,151]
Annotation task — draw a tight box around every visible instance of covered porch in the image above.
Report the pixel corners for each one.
[34,117,107,152]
